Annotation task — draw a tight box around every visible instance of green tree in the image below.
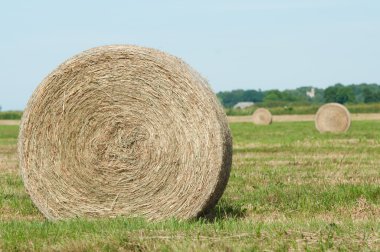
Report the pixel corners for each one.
[336,87,355,104]
[323,84,354,104]
[263,90,282,102]
[217,89,264,107]
[363,88,380,103]
[324,85,339,103]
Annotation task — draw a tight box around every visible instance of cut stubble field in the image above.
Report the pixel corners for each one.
[0,121,379,251]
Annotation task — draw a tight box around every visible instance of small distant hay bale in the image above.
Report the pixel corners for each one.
[252,108,272,125]
[315,103,351,133]
[18,45,232,220]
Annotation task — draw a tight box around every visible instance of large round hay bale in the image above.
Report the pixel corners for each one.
[18,45,232,220]
[315,103,351,133]
[252,108,272,125]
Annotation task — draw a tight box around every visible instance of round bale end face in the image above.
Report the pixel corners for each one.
[18,45,232,220]
[315,103,351,133]
[252,108,272,125]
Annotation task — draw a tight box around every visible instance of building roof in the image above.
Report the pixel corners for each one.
[233,102,254,109]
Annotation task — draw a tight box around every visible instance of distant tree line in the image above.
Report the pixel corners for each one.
[0,111,22,119]
[217,83,380,108]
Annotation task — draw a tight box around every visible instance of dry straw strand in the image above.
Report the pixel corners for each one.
[252,108,272,125]
[315,103,351,133]
[18,45,232,220]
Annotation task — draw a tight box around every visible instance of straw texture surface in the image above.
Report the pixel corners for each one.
[18,45,232,220]
[252,108,272,125]
[315,103,351,133]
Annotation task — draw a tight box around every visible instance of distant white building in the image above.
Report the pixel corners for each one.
[306,88,315,98]
[233,102,255,109]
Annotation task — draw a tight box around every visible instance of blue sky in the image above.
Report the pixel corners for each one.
[1,0,379,110]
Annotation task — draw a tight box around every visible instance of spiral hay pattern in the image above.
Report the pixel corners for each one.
[252,108,272,125]
[315,103,351,133]
[18,45,232,220]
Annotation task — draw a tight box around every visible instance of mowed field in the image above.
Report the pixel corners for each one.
[0,121,379,251]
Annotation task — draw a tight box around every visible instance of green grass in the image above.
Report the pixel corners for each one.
[0,126,19,139]
[226,102,380,115]
[0,126,19,145]
[0,122,379,251]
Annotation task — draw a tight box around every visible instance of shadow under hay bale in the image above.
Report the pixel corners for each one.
[252,108,272,125]
[18,45,233,221]
[315,103,351,133]
[202,200,247,221]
